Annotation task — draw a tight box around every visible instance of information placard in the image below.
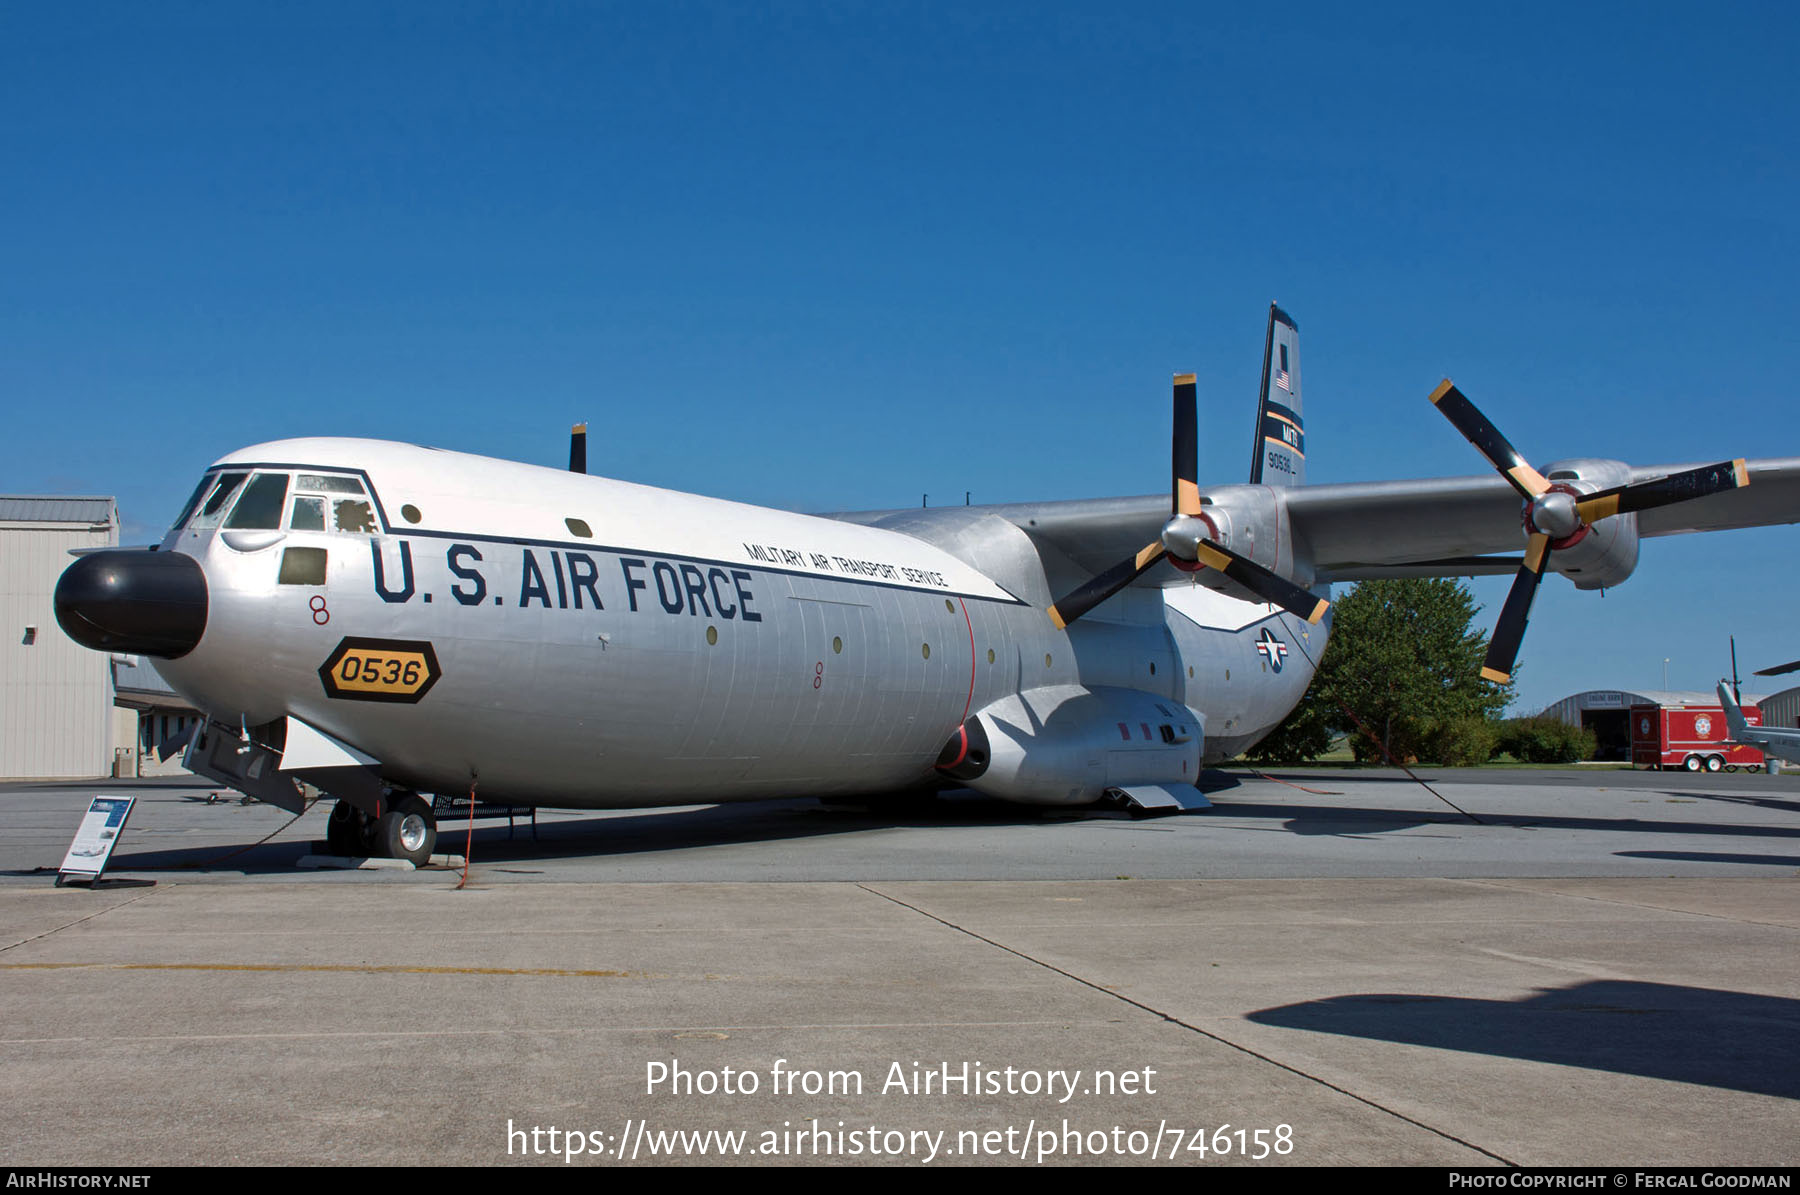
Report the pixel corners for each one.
[58,795,136,885]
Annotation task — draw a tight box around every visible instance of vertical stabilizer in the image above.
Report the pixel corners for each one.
[1248,303,1304,486]
[1717,681,1754,742]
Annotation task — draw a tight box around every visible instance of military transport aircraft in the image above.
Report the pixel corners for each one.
[53,306,1800,863]
[1717,682,1800,768]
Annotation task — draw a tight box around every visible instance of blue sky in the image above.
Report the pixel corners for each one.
[5,2,1797,714]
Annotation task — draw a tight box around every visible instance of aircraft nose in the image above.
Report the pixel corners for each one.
[54,550,209,658]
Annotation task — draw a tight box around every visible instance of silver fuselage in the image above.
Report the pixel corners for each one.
[149,438,1323,807]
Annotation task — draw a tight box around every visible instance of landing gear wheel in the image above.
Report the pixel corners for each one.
[1705,755,1723,773]
[1684,755,1703,772]
[326,800,368,857]
[378,793,436,866]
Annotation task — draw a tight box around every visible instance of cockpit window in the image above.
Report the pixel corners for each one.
[298,474,368,495]
[176,468,383,537]
[186,472,249,531]
[285,471,378,535]
[224,473,291,530]
[289,497,326,531]
[170,476,212,532]
[333,498,376,533]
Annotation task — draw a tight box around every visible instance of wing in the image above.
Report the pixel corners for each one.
[827,495,1168,579]
[829,457,1800,596]
[1291,457,1800,581]
[938,494,1168,578]
[1282,474,1523,581]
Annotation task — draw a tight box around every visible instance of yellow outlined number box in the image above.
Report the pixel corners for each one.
[319,637,442,703]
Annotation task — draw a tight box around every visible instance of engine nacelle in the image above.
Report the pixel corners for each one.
[1165,484,1312,593]
[936,685,1205,805]
[1538,458,1640,590]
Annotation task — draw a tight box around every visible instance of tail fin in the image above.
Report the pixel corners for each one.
[1717,680,1753,741]
[1248,303,1304,486]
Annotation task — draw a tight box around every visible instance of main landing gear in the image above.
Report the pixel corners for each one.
[326,792,437,866]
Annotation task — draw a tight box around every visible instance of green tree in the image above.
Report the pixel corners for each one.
[1247,578,1508,764]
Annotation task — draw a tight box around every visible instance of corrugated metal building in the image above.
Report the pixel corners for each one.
[1540,688,1772,761]
[1,496,120,778]
[1757,686,1800,731]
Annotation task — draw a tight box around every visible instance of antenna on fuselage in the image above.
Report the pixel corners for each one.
[569,424,587,474]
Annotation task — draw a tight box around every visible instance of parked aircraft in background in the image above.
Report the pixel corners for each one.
[1718,681,1800,768]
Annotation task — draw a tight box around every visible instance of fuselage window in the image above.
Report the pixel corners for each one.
[224,473,291,530]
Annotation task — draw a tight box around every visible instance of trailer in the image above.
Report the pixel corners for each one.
[1630,701,1765,771]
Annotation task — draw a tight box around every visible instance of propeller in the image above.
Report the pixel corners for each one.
[1047,375,1329,630]
[569,423,587,474]
[1429,379,1749,683]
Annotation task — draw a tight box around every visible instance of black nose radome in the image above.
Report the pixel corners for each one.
[55,550,209,658]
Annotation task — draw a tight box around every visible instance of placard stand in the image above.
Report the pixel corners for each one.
[57,795,137,887]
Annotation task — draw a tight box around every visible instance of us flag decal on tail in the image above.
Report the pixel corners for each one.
[1249,303,1305,487]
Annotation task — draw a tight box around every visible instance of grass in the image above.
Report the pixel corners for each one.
[1230,736,1635,769]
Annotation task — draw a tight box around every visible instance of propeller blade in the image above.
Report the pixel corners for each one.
[1574,459,1748,523]
[1753,657,1800,678]
[1049,370,1326,630]
[569,423,587,474]
[1428,380,1550,499]
[1190,541,1328,624]
[1048,542,1166,629]
[1172,373,1200,516]
[1481,533,1552,683]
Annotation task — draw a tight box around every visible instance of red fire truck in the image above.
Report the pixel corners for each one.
[1630,700,1765,771]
